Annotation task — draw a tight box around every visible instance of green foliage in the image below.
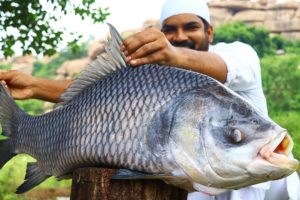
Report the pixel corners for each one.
[213,21,275,57]
[0,0,110,57]
[285,39,300,54]
[16,99,45,115]
[270,34,291,50]
[32,43,88,79]
[0,64,12,70]
[0,155,33,199]
[0,155,71,200]
[261,53,300,115]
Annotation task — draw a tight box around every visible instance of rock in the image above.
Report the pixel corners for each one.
[258,0,275,6]
[264,19,300,32]
[121,28,141,39]
[296,8,300,18]
[267,1,300,9]
[280,31,300,40]
[265,10,296,21]
[56,57,91,80]
[88,40,107,60]
[209,0,263,11]
[232,10,266,22]
[11,55,36,74]
[39,55,57,65]
[208,0,300,40]
[142,19,161,29]
[210,8,233,26]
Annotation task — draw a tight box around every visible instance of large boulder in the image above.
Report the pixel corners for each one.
[296,8,300,18]
[11,55,36,74]
[265,9,296,21]
[210,8,233,26]
[88,39,107,60]
[264,19,300,32]
[209,0,263,11]
[56,57,91,80]
[232,10,266,22]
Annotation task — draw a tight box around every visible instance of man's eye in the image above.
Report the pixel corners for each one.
[162,28,175,34]
[185,25,200,31]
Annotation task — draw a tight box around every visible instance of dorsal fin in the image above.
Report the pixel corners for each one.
[60,23,127,103]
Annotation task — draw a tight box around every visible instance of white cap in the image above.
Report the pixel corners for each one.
[160,0,210,25]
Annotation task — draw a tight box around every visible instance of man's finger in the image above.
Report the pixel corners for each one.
[129,51,161,66]
[130,41,161,60]
[122,30,157,55]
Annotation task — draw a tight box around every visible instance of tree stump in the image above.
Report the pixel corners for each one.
[70,168,188,200]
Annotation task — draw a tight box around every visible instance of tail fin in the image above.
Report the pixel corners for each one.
[0,83,50,193]
[0,139,16,168]
[0,83,25,168]
[16,162,50,194]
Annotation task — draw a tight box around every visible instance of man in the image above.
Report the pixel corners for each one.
[0,0,299,199]
[121,1,299,199]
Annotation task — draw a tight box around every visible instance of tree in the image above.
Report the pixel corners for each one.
[0,0,110,57]
[213,21,275,58]
[261,54,300,114]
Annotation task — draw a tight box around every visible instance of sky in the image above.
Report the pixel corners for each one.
[4,0,298,56]
[58,0,165,43]
[55,0,297,43]
[2,0,165,57]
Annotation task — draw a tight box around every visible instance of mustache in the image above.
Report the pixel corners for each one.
[171,41,196,49]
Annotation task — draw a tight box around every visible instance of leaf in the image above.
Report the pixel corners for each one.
[0,0,110,57]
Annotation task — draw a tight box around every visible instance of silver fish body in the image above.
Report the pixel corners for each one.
[17,64,215,175]
[0,24,298,194]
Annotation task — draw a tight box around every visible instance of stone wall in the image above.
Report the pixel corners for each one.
[209,0,300,40]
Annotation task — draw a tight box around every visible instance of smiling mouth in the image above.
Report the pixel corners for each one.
[259,131,299,170]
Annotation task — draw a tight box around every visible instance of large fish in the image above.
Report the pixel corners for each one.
[0,24,298,195]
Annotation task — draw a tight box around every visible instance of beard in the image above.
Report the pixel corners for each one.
[170,33,210,51]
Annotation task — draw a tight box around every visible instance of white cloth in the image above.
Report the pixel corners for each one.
[210,41,268,116]
[187,42,300,200]
[160,0,210,24]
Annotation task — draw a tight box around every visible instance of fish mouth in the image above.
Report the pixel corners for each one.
[259,131,299,170]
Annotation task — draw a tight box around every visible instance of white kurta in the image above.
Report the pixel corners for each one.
[188,42,300,200]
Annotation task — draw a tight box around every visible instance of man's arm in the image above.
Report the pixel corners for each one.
[0,70,72,103]
[121,28,227,83]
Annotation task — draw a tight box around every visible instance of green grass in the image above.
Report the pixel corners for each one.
[0,155,71,200]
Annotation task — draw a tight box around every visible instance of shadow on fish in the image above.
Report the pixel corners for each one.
[0,24,298,195]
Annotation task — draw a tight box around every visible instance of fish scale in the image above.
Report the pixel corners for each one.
[15,63,213,180]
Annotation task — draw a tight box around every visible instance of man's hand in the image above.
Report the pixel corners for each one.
[121,28,179,66]
[0,70,36,100]
[0,70,72,103]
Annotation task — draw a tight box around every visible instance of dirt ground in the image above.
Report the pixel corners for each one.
[23,187,71,200]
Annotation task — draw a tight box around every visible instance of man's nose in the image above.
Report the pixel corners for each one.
[174,29,188,41]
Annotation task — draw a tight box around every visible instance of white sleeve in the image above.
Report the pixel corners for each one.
[210,42,261,92]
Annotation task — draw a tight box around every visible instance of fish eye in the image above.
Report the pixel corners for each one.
[226,129,243,144]
[251,118,259,125]
[228,119,237,126]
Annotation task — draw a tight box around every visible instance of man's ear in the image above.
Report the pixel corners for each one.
[207,25,214,43]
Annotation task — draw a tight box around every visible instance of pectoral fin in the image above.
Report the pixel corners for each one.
[111,169,162,179]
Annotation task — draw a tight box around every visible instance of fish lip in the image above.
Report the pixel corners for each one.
[259,130,299,170]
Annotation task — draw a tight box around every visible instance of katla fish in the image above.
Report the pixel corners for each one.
[0,24,298,194]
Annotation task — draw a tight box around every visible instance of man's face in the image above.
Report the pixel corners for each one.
[161,14,213,51]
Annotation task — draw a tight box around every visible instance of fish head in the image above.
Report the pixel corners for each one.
[166,86,299,193]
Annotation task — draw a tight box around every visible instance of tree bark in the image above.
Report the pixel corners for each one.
[70,168,188,200]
